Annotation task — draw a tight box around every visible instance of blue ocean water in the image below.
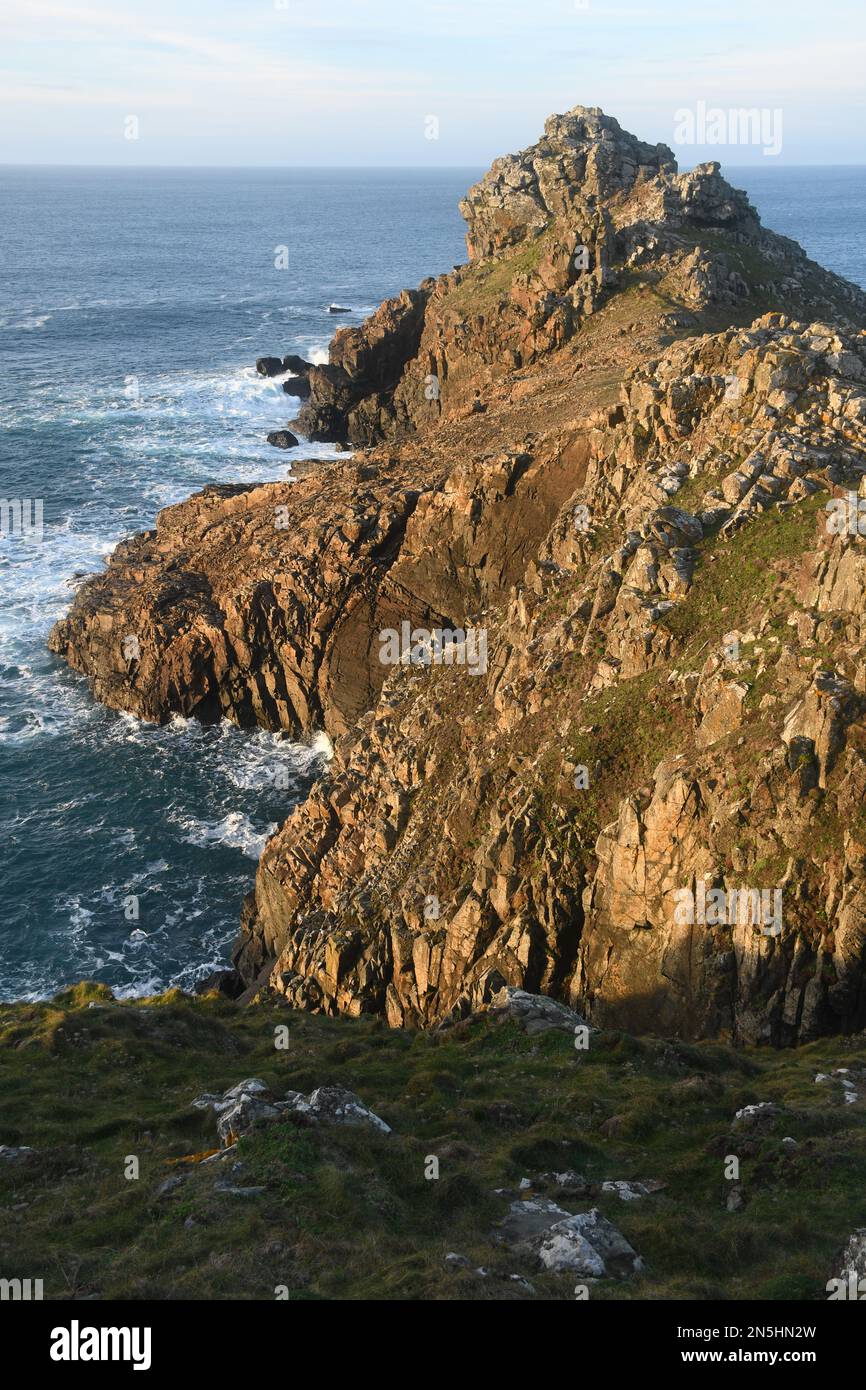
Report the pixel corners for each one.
[0,164,864,1001]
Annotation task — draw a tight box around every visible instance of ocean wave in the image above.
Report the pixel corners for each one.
[0,313,51,331]
[0,274,345,998]
[173,809,277,860]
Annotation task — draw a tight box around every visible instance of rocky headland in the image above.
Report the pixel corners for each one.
[49,106,866,1047]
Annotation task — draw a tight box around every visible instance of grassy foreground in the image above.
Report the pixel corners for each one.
[1,983,864,1301]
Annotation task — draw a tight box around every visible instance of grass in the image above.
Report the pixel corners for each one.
[446,230,554,315]
[2,985,865,1301]
[659,493,827,661]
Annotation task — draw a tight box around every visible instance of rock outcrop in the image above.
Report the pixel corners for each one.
[49,106,866,1044]
[295,106,866,448]
[193,1076,390,1146]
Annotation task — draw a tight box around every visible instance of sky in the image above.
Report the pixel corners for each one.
[0,0,864,167]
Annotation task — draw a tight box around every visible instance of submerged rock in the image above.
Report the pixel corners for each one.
[283,354,313,375]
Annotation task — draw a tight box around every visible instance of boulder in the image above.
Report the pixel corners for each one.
[732,1102,783,1130]
[195,1078,390,1146]
[282,355,313,375]
[282,376,311,399]
[496,1200,644,1278]
[832,1229,866,1289]
[491,986,592,1036]
[217,1095,281,1146]
[267,430,299,450]
[305,1085,391,1134]
[256,356,284,377]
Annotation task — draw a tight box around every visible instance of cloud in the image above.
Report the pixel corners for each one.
[1,0,864,163]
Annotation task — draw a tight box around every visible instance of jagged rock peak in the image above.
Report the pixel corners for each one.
[460,103,759,261]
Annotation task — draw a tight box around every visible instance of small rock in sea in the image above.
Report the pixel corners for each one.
[267,430,299,450]
[328,304,352,314]
[282,354,312,375]
[255,356,284,377]
[282,376,311,399]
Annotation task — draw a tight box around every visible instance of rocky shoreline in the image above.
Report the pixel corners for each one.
[49,106,866,1044]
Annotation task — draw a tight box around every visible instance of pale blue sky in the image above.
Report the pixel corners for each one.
[1,0,864,166]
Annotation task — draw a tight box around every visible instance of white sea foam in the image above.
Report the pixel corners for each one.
[175,809,277,859]
[0,277,345,998]
[310,730,335,760]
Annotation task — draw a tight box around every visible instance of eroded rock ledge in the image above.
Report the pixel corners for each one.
[50,105,866,1043]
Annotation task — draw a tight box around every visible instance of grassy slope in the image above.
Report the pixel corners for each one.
[1,984,865,1301]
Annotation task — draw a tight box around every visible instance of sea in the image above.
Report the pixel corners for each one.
[0,164,864,1000]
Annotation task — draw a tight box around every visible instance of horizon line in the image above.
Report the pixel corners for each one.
[2,161,866,172]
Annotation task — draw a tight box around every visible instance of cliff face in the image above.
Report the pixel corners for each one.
[49,106,866,1043]
[238,317,866,1043]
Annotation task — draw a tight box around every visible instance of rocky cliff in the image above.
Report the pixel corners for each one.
[49,106,866,1044]
[295,106,865,445]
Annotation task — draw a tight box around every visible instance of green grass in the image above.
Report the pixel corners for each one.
[659,493,827,661]
[446,230,554,315]
[2,987,865,1301]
